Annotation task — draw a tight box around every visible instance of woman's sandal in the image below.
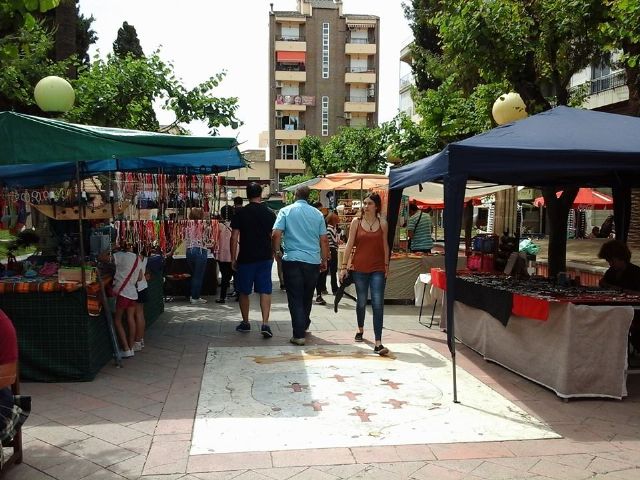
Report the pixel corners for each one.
[374,344,389,356]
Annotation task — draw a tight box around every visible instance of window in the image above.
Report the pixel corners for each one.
[277,143,299,160]
[321,96,329,136]
[322,22,330,79]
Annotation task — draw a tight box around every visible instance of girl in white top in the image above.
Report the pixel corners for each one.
[113,245,142,358]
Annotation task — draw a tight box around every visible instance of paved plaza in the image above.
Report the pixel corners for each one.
[4,282,640,480]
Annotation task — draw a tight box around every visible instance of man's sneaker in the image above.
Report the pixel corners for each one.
[133,341,143,352]
[190,297,207,305]
[261,324,273,338]
[236,321,251,333]
[289,337,305,346]
[121,349,134,358]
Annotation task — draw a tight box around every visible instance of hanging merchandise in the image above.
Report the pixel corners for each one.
[113,219,219,255]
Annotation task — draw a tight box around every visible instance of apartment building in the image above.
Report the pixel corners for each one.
[571,53,630,114]
[399,38,416,119]
[268,0,380,191]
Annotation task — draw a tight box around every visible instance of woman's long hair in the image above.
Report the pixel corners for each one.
[359,193,382,219]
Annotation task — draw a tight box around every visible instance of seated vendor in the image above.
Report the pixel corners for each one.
[598,240,640,358]
[0,308,29,445]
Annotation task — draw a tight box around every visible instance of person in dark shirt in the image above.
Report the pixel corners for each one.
[231,183,276,338]
[598,240,640,357]
[598,240,640,292]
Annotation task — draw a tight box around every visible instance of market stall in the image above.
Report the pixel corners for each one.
[432,271,636,399]
[389,106,640,401]
[0,112,244,381]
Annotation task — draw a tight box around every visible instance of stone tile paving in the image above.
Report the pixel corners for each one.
[2,286,640,479]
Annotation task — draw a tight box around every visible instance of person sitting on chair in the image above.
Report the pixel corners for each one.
[598,240,640,360]
[0,308,30,449]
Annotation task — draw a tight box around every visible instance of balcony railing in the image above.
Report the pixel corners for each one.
[348,37,375,44]
[345,66,376,73]
[276,119,305,130]
[590,70,626,94]
[399,73,414,89]
[346,95,375,102]
[275,63,306,72]
[276,35,305,41]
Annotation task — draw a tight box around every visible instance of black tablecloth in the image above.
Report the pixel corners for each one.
[163,256,218,298]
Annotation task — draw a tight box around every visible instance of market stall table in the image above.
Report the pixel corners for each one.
[338,248,466,303]
[435,272,636,399]
[0,274,164,382]
[163,254,218,299]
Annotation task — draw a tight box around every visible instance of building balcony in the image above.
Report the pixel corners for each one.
[399,73,414,93]
[275,70,306,82]
[275,102,306,112]
[345,69,376,84]
[275,38,306,52]
[590,70,626,95]
[344,97,376,113]
[275,159,306,170]
[275,128,306,140]
[345,42,377,55]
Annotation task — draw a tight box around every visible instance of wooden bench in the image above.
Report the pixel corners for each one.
[0,373,23,478]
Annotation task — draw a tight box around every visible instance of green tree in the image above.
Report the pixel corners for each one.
[298,135,324,176]
[406,0,609,276]
[113,21,144,58]
[322,126,390,174]
[66,50,242,134]
[0,21,73,113]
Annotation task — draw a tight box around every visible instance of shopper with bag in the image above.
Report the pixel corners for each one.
[339,193,390,356]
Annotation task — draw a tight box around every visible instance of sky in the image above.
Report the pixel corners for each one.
[78,0,413,148]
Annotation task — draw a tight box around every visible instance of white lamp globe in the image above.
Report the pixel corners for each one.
[492,92,527,125]
[34,76,75,113]
[384,144,402,164]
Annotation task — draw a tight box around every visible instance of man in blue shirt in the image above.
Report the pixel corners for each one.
[272,186,329,345]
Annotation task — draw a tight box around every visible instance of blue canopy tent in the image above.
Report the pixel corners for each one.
[388,106,640,401]
[0,111,245,186]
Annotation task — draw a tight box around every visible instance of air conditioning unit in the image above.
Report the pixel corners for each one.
[275,81,284,88]
[276,140,284,146]
[275,111,283,117]
[343,113,352,120]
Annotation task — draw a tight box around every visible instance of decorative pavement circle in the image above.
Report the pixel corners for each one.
[191,343,560,454]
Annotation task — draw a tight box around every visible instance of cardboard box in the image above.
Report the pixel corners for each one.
[58,266,97,283]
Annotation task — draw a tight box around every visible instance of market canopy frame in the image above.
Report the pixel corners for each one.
[0,111,245,186]
[388,106,640,402]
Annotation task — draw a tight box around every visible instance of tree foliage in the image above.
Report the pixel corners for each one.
[65,50,242,134]
[402,0,612,275]
[300,126,393,176]
[601,0,640,115]
[0,21,73,113]
[113,21,144,59]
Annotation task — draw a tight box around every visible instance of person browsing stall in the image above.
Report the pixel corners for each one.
[407,203,434,253]
[112,244,143,358]
[185,208,209,304]
[272,186,329,345]
[231,183,276,338]
[340,193,390,356]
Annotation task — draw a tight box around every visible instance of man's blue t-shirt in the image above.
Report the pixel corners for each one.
[273,200,326,264]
